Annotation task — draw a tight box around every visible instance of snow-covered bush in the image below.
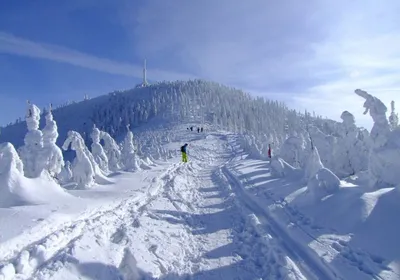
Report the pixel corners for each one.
[62,131,95,188]
[42,106,64,177]
[355,89,400,188]
[18,102,45,178]
[121,129,141,171]
[90,126,109,173]
[100,131,121,171]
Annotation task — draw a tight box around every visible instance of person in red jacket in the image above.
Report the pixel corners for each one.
[267,144,272,159]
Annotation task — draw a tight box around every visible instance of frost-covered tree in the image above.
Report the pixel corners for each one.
[334,111,368,177]
[18,102,45,178]
[121,127,140,171]
[42,105,64,177]
[389,101,399,130]
[58,160,72,184]
[307,126,336,170]
[90,125,109,173]
[355,89,400,188]
[279,134,307,168]
[304,146,340,200]
[100,131,121,171]
[304,147,324,182]
[62,131,95,188]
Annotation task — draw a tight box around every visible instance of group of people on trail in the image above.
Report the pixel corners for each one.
[187,126,204,133]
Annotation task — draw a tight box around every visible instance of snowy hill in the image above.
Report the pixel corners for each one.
[0,79,336,151]
[0,83,399,279]
[0,79,370,178]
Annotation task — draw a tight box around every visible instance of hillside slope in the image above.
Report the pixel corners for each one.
[0,80,335,150]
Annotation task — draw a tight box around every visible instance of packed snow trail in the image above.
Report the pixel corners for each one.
[4,132,340,279]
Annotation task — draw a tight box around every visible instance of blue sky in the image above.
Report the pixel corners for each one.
[0,0,399,129]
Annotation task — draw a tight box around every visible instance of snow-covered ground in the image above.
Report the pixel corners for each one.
[0,127,399,279]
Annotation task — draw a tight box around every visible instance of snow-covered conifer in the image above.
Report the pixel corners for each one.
[18,102,45,178]
[389,101,399,130]
[42,105,64,177]
[90,125,109,172]
[100,131,121,171]
[121,126,140,171]
[355,89,400,188]
[62,131,95,188]
[58,161,72,184]
[280,135,306,168]
[304,146,324,182]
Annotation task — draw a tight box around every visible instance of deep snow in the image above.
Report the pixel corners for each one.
[0,126,399,280]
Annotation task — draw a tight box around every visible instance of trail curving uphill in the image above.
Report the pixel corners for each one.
[3,132,345,280]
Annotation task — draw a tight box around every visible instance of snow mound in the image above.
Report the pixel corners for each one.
[0,142,69,207]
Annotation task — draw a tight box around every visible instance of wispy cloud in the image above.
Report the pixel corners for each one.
[0,32,197,81]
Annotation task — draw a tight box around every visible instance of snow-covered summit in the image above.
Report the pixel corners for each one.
[0,80,342,153]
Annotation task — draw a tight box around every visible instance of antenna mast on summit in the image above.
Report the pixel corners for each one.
[143,59,148,86]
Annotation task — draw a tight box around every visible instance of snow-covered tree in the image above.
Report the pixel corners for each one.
[62,131,95,188]
[355,89,400,188]
[304,147,324,182]
[279,135,307,168]
[100,131,121,171]
[121,127,140,171]
[307,126,336,170]
[389,101,399,130]
[304,146,340,200]
[90,125,109,173]
[42,105,64,177]
[58,161,72,184]
[18,102,45,178]
[334,111,368,177]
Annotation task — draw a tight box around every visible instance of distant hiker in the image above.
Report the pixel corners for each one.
[267,144,272,159]
[181,143,188,163]
[197,127,200,133]
[187,127,189,130]
[190,127,193,131]
[201,127,203,132]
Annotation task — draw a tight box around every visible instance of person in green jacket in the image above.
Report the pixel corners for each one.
[180,143,188,163]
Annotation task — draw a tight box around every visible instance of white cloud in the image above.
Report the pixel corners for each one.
[0,32,197,81]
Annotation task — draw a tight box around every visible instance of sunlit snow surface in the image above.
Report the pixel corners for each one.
[0,126,399,280]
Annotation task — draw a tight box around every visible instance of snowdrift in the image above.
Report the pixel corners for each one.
[0,143,69,207]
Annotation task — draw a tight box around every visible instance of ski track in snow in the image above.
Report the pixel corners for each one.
[225,135,399,280]
[1,131,393,279]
